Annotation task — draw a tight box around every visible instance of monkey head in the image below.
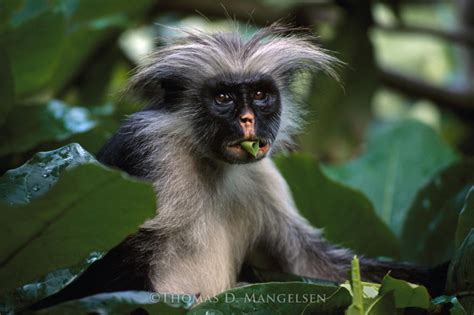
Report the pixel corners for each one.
[128,24,338,164]
[196,72,281,164]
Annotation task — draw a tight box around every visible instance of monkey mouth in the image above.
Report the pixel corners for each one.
[224,138,271,162]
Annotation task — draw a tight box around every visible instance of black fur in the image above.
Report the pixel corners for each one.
[28,229,158,311]
[96,116,154,179]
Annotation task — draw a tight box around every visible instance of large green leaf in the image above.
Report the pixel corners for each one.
[36,291,190,315]
[446,229,474,313]
[0,143,95,205]
[0,100,97,156]
[323,120,459,237]
[378,275,430,309]
[0,251,102,314]
[455,187,474,248]
[190,282,352,315]
[365,291,396,315]
[247,265,340,286]
[401,159,474,265]
[0,161,156,294]
[0,0,153,100]
[275,154,399,258]
[0,11,66,97]
[46,27,112,97]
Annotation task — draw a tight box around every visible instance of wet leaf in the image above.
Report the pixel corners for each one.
[191,282,352,315]
[0,143,95,205]
[0,159,155,294]
[0,252,103,314]
[36,291,189,315]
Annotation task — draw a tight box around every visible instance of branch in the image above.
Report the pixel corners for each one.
[375,23,474,47]
[378,67,474,120]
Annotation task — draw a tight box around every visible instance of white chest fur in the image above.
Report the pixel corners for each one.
[146,157,294,297]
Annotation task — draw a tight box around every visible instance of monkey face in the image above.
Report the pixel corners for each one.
[195,74,282,164]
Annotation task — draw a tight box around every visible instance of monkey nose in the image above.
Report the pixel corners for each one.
[239,112,254,126]
[239,111,255,138]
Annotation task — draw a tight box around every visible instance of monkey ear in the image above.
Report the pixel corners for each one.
[124,68,165,104]
[123,55,184,106]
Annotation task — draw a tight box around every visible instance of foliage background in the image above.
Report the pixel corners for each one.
[0,0,473,314]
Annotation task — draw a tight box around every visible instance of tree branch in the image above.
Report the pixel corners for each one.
[375,23,474,47]
[378,67,474,120]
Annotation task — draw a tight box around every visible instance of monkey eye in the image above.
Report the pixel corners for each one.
[254,90,267,101]
[215,93,233,105]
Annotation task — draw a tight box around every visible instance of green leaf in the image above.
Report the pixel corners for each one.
[0,251,103,313]
[323,120,458,237]
[248,265,340,286]
[0,46,15,125]
[275,154,399,258]
[401,159,474,265]
[378,275,430,309]
[446,229,474,313]
[346,256,365,315]
[0,143,95,205]
[190,282,352,315]
[455,187,474,248]
[0,100,97,156]
[0,11,66,96]
[0,161,156,294]
[36,291,190,315]
[365,291,396,315]
[240,140,259,157]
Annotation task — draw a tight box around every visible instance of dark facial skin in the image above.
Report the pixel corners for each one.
[196,74,282,164]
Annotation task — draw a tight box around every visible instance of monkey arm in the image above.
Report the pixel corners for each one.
[263,210,448,297]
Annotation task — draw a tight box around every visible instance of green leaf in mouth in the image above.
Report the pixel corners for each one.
[240,140,259,157]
